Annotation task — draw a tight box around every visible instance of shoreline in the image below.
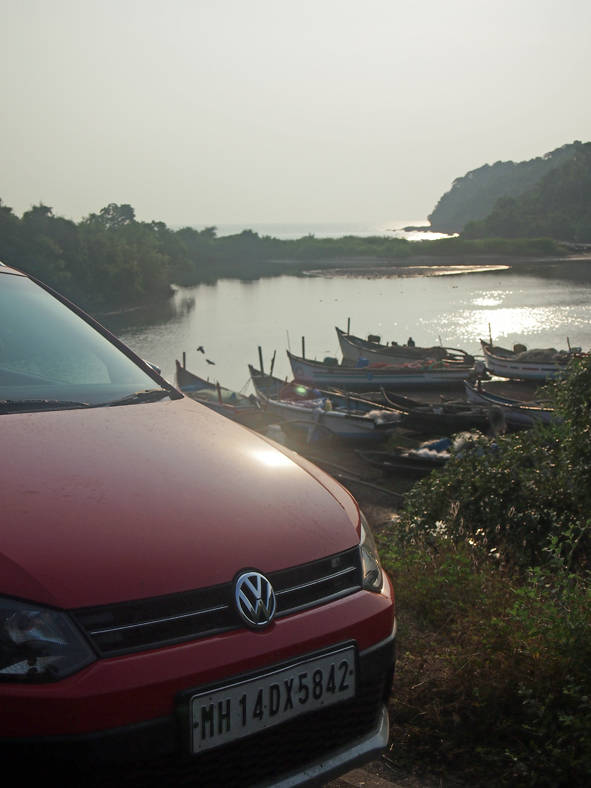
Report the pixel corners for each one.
[302,262,511,278]
[295,253,591,279]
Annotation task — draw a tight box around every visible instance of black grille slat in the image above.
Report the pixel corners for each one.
[277,568,361,613]
[271,548,357,586]
[73,547,363,656]
[73,582,237,656]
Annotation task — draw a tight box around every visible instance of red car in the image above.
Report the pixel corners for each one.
[0,262,395,786]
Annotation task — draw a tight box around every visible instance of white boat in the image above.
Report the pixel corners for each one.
[287,350,473,390]
[480,340,583,381]
[464,380,555,427]
[336,327,473,367]
[249,365,399,441]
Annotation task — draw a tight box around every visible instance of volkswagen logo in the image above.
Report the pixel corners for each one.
[234,571,276,629]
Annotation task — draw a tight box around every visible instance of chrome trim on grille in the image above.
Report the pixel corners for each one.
[276,566,357,597]
[88,604,230,636]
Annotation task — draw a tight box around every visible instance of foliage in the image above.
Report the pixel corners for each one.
[428,141,583,233]
[411,235,561,257]
[397,357,591,570]
[380,357,591,784]
[464,143,591,242]
[0,201,218,309]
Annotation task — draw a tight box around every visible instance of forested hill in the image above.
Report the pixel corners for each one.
[428,141,584,233]
[463,142,591,242]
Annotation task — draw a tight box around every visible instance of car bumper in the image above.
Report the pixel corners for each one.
[268,704,390,788]
[0,630,395,786]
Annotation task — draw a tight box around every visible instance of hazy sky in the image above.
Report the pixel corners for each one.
[2,0,590,227]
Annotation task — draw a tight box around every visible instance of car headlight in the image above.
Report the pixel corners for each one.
[359,512,383,592]
[0,597,95,682]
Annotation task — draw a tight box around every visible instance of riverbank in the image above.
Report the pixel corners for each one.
[294,252,591,279]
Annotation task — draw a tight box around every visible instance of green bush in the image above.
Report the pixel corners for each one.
[397,357,591,570]
[381,357,591,784]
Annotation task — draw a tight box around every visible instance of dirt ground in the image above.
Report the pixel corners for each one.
[328,762,465,787]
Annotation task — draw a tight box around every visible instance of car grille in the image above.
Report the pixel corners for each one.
[72,547,362,656]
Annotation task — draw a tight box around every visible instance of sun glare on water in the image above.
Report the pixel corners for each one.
[469,307,569,343]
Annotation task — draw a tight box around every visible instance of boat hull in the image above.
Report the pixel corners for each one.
[249,366,398,440]
[288,351,473,390]
[258,398,391,439]
[336,327,473,366]
[464,380,554,426]
[480,340,572,381]
[357,448,448,478]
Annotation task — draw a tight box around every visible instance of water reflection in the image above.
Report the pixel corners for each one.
[101,294,196,334]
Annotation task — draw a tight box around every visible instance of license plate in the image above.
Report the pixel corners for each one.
[189,646,356,753]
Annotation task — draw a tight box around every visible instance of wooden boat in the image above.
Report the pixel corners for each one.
[380,389,497,435]
[248,365,400,442]
[464,379,555,427]
[336,326,474,367]
[249,365,394,414]
[357,438,452,478]
[175,360,264,428]
[287,350,474,391]
[480,339,584,381]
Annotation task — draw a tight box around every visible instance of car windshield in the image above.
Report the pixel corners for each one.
[0,272,162,408]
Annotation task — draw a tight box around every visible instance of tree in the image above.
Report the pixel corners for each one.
[86,203,136,230]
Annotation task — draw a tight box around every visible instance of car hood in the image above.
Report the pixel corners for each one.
[1,397,360,608]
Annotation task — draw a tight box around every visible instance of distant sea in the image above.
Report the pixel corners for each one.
[188,220,454,242]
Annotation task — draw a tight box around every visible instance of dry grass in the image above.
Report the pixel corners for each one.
[377,518,591,786]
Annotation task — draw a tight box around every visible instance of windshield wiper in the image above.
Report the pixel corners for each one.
[105,389,172,407]
[0,399,92,413]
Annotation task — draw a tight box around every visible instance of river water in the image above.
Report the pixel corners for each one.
[102,262,591,393]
